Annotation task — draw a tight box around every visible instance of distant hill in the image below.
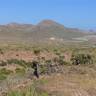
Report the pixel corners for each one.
[0,20,95,44]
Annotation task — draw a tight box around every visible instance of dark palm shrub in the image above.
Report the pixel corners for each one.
[71,53,93,65]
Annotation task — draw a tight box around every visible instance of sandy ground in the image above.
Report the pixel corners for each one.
[40,74,96,96]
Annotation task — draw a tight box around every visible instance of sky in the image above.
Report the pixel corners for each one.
[0,0,96,29]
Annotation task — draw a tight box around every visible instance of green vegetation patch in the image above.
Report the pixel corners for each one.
[0,68,13,80]
[7,59,27,68]
[15,68,26,76]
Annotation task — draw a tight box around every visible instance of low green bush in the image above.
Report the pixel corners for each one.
[0,74,7,80]
[0,68,12,75]
[15,68,25,75]
[0,68,13,80]
[7,59,27,68]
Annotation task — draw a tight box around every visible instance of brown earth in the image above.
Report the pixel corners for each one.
[40,74,96,96]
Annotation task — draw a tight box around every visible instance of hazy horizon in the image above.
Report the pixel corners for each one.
[0,0,96,29]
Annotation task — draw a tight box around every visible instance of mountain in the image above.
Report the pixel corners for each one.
[37,20,64,28]
[0,20,94,44]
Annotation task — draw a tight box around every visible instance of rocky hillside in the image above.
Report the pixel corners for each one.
[0,20,94,43]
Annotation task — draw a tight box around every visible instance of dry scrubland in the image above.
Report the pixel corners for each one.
[0,44,96,96]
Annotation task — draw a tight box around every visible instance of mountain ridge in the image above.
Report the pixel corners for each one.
[0,19,95,44]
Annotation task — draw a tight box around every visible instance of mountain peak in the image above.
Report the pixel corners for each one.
[37,20,64,27]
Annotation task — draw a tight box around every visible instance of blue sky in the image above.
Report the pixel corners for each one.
[0,0,96,29]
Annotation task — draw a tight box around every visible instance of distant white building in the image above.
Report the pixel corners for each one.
[49,37,55,40]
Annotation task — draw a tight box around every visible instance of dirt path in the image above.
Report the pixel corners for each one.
[41,74,96,96]
[71,89,89,96]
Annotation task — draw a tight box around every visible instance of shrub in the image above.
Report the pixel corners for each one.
[39,65,47,74]
[71,53,93,65]
[0,68,13,80]
[26,61,33,68]
[0,74,7,80]
[53,57,59,64]
[33,48,41,56]
[53,55,67,65]
[15,68,25,75]
[45,60,52,65]
[0,48,4,54]
[7,84,49,96]
[55,52,61,56]
[58,59,68,65]
[7,59,27,68]
[0,68,12,75]
[7,59,18,64]
[0,61,7,66]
